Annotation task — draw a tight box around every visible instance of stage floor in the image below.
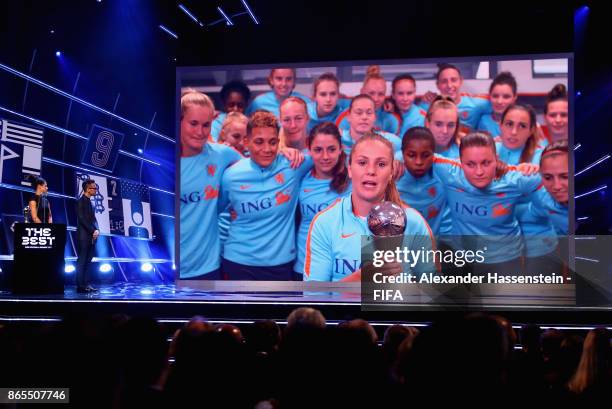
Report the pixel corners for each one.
[1,281,610,326]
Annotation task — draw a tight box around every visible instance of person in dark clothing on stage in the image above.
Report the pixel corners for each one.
[27,176,52,223]
[76,179,100,293]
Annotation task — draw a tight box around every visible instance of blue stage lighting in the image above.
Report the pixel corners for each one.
[217,7,234,26]
[241,0,260,25]
[64,264,76,274]
[138,148,144,154]
[0,62,174,142]
[140,288,154,295]
[55,51,61,57]
[99,263,113,273]
[141,262,154,272]
[159,25,178,39]
[179,4,203,26]
[172,263,176,270]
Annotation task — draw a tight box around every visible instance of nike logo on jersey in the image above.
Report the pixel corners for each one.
[303,188,314,193]
[275,173,285,184]
[207,165,216,177]
[240,185,252,190]
[341,232,356,239]
[427,186,437,197]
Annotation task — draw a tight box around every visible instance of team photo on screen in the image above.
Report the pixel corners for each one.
[178,57,571,282]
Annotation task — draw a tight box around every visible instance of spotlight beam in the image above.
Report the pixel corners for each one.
[241,0,260,24]
[575,185,607,199]
[575,256,599,263]
[217,7,234,26]
[159,24,178,39]
[0,62,173,142]
[22,49,37,112]
[573,143,581,151]
[178,4,204,26]
[574,154,610,176]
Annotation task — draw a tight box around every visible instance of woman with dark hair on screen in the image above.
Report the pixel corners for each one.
[529,140,569,236]
[396,127,452,237]
[211,80,251,141]
[477,71,518,137]
[27,176,52,223]
[294,121,351,279]
[421,63,492,131]
[432,132,542,274]
[540,84,568,143]
[497,104,559,273]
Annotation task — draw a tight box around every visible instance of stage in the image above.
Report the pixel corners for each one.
[1,281,610,329]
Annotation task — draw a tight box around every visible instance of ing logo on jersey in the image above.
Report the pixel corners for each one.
[204,185,219,200]
[207,165,216,177]
[238,189,292,214]
[492,203,512,218]
[275,173,285,185]
[334,258,359,275]
[301,202,330,217]
[454,202,488,217]
[275,190,291,205]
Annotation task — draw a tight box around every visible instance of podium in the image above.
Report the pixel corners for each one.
[12,223,67,294]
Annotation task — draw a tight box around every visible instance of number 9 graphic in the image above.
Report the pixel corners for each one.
[91,130,114,167]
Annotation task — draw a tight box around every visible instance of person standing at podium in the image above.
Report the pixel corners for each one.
[76,179,100,293]
[27,176,52,223]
